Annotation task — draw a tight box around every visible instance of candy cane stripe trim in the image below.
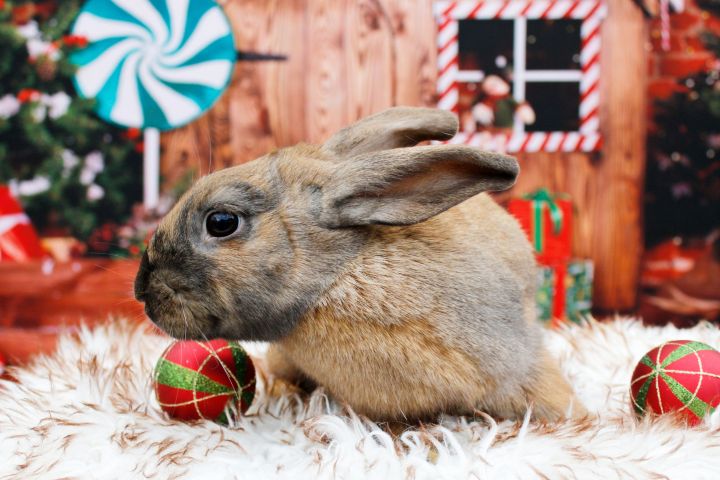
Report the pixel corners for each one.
[582,26,601,49]
[468,2,484,18]
[438,16,452,31]
[580,81,598,100]
[582,52,600,72]
[439,59,458,78]
[540,133,552,151]
[541,0,558,18]
[442,1,457,17]
[584,1,603,21]
[439,81,457,100]
[520,1,534,15]
[436,132,602,152]
[495,2,511,18]
[439,35,458,54]
[580,107,598,125]
[565,1,581,17]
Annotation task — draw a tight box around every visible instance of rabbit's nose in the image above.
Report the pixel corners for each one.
[134,251,154,301]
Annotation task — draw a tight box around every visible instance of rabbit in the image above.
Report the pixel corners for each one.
[134,107,585,422]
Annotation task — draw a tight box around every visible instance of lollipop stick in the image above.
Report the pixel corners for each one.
[143,128,160,211]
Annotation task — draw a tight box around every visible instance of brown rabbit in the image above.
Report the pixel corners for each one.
[134,107,584,422]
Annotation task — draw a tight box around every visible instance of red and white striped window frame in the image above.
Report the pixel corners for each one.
[435,0,607,153]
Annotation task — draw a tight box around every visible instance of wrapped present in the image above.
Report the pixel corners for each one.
[508,189,572,263]
[565,259,594,323]
[536,259,594,326]
[0,186,45,262]
[536,265,556,325]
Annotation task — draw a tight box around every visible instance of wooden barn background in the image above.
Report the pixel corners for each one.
[162,0,647,312]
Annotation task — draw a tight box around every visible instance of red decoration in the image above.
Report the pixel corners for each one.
[640,238,704,286]
[154,339,256,422]
[631,340,720,425]
[0,351,5,376]
[122,128,142,140]
[548,262,569,320]
[508,189,572,264]
[17,88,41,103]
[62,35,88,48]
[0,186,45,262]
[11,1,56,25]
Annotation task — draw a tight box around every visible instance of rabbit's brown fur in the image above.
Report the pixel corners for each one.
[135,107,584,422]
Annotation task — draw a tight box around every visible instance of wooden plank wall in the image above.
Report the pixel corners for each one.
[161,0,647,312]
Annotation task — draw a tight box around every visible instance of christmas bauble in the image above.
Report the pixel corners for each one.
[630,340,720,425]
[154,339,256,422]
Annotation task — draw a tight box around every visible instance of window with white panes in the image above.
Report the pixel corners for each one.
[435,1,606,152]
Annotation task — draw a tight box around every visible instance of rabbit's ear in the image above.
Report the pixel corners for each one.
[318,145,518,228]
[322,107,458,158]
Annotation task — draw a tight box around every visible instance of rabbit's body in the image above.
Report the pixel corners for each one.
[135,107,583,422]
[271,193,574,420]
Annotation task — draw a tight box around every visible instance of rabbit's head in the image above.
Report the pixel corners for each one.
[134,107,518,341]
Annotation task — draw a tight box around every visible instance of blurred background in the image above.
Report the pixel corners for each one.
[0,0,718,366]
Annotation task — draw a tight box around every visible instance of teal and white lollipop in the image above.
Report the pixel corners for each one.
[70,0,237,209]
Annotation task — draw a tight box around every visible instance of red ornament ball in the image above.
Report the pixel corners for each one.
[154,339,256,422]
[630,340,720,425]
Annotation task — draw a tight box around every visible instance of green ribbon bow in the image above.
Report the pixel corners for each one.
[522,188,565,253]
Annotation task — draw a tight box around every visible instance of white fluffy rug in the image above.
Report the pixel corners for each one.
[3,318,720,479]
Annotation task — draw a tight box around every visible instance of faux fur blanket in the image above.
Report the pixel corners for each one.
[2,318,720,479]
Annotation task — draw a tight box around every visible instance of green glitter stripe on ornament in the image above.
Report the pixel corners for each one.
[633,374,654,414]
[660,372,715,419]
[215,410,230,425]
[155,358,233,395]
[660,341,716,368]
[230,342,247,385]
[229,342,256,407]
[640,354,655,369]
[240,388,255,406]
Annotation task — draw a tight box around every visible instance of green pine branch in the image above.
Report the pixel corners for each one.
[0,1,143,241]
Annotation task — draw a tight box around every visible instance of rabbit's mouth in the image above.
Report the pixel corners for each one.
[155,285,224,339]
[143,296,222,341]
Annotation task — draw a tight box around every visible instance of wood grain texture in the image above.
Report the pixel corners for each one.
[387,0,438,107]
[159,0,646,311]
[592,0,647,310]
[306,0,349,142]
[344,0,394,119]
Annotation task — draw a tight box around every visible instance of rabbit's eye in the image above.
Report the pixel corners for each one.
[206,212,240,238]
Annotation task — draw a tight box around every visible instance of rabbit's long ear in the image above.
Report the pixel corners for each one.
[322,107,458,158]
[318,145,518,228]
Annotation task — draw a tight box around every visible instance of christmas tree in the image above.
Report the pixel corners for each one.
[0,0,142,240]
[645,0,720,245]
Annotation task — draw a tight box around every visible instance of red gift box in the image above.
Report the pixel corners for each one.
[0,186,45,262]
[508,189,572,264]
[549,261,572,321]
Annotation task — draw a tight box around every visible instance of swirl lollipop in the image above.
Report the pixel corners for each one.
[70,0,237,209]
